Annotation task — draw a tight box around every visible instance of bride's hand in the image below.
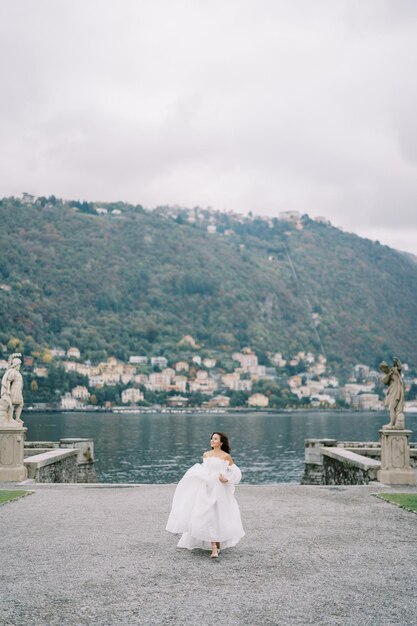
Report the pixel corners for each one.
[218,473,228,483]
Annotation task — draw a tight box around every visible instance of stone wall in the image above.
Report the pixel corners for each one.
[301,439,336,485]
[25,449,78,483]
[322,448,380,485]
[24,438,96,483]
[302,438,416,485]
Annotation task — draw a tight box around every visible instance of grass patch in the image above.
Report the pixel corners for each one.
[376,493,417,513]
[0,490,31,505]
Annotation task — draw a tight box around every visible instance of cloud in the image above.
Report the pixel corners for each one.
[1,0,417,253]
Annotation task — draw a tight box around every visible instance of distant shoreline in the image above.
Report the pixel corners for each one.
[22,406,399,415]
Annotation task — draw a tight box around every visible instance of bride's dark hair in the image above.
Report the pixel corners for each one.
[211,432,231,454]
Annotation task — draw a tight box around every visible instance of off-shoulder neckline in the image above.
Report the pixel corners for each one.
[203,456,233,465]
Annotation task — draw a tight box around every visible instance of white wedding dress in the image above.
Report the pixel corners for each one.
[166,456,245,550]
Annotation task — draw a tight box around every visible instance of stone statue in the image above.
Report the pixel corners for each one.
[379,357,405,430]
[0,353,24,425]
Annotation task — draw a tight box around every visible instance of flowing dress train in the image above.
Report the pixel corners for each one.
[166,457,245,550]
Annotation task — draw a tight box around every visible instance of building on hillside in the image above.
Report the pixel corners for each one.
[51,347,66,358]
[167,395,189,407]
[175,361,189,372]
[121,373,135,384]
[75,363,91,376]
[63,360,77,372]
[172,376,188,393]
[203,395,231,408]
[343,382,375,405]
[162,368,176,379]
[192,355,202,365]
[67,347,81,360]
[248,393,269,408]
[121,388,144,404]
[88,375,105,388]
[60,393,81,410]
[151,356,168,368]
[237,353,258,371]
[102,372,121,385]
[221,373,240,389]
[270,353,287,367]
[189,378,217,395]
[147,372,171,391]
[309,363,326,376]
[353,364,371,379]
[129,356,148,365]
[178,335,198,348]
[203,358,217,368]
[230,379,252,392]
[72,386,90,400]
[350,393,380,410]
[135,374,149,384]
[310,394,336,408]
[22,192,36,204]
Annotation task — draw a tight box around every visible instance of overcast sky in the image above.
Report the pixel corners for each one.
[1,1,417,254]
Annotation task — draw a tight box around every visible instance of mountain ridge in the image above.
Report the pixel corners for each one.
[1,196,416,369]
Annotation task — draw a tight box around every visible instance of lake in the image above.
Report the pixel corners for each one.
[24,410,417,484]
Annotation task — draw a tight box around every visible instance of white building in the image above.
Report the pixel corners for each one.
[63,360,77,372]
[175,361,189,372]
[172,376,188,393]
[351,393,380,410]
[60,393,81,410]
[151,356,168,368]
[67,347,81,360]
[310,394,336,407]
[89,375,105,388]
[71,386,90,400]
[121,388,144,404]
[135,374,149,385]
[129,356,148,365]
[121,373,135,385]
[270,353,287,367]
[51,347,66,358]
[248,393,269,408]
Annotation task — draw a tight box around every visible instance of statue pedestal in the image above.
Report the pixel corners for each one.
[0,424,27,482]
[378,429,416,486]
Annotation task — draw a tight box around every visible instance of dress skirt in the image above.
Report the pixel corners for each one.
[166,457,245,550]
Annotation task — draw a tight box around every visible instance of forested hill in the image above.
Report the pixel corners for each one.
[1,196,417,369]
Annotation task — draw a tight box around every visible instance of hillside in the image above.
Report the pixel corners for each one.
[1,196,417,369]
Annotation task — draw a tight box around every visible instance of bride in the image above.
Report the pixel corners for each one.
[166,432,245,558]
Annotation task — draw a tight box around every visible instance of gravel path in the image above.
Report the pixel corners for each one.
[1,483,416,626]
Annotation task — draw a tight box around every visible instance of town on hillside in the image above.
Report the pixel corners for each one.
[2,335,417,413]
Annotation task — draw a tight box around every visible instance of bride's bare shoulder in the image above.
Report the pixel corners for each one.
[203,450,212,458]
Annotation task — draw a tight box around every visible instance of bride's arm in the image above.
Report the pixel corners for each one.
[219,459,242,486]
